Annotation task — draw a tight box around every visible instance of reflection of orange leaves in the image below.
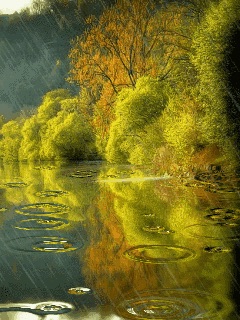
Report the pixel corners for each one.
[82,188,162,303]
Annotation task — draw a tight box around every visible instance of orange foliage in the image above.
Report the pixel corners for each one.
[68,0,193,140]
[191,144,222,170]
[82,188,162,303]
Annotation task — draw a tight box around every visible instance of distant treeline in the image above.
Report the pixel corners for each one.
[0,0,240,175]
[0,0,116,118]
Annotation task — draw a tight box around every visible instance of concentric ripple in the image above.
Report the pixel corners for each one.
[203,246,232,254]
[117,289,227,319]
[0,301,74,315]
[14,217,69,230]
[205,208,240,223]
[15,203,70,215]
[184,224,240,240]
[35,301,73,314]
[7,236,83,253]
[142,226,175,234]
[35,190,68,198]
[124,245,195,264]
[4,182,27,188]
[68,287,92,295]
[69,171,93,178]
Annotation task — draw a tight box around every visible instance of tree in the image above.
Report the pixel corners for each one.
[161,92,202,162]
[68,0,193,152]
[31,0,49,14]
[0,119,24,162]
[18,89,96,161]
[69,0,191,92]
[19,115,41,161]
[40,97,97,160]
[191,0,240,169]
[105,76,168,163]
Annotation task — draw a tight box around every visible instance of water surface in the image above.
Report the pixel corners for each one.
[0,161,239,319]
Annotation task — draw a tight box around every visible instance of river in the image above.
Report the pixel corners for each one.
[0,161,239,319]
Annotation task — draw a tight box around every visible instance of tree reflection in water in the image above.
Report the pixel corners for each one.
[0,162,238,319]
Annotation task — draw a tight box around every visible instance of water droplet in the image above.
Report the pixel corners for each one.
[68,287,92,295]
[14,217,68,230]
[7,236,83,253]
[183,224,240,240]
[142,212,155,217]
[34,301,73,314]
[15,203,70,215]
[142,226,175,234]
[4,182,27,188]
[124,245,195,264]
[117,289,227,319]
[35,190,68,198]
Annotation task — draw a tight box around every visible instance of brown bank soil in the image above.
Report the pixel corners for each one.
[155,144,240,194]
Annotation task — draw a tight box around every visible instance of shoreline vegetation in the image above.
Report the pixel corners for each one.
[0,0,240,180]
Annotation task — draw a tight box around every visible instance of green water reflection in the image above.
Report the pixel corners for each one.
[0,162,239,319]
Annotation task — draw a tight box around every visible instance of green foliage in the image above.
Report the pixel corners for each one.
[0,119,24,162]
[105,76,168,164]
[37,89,71,123]
[19,115,41,161]
[161,92,203,161]
[18,89,71,161]
[191,0,240,165]
[17,89,97,161]
[40,97,97,160]
[1,0,239,172]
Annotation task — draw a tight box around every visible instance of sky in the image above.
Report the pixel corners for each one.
[0,0,32,14]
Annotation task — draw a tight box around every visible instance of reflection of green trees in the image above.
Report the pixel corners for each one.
[82,167,235,317]
[1,162,98,223]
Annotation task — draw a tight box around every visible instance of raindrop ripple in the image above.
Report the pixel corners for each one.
[35,190,68,198]
[4,182,27,188]
[124,245,195,264]
[142,226,175,234]
[117,289,227,319]
[7,236,83,253]
[14,217,69,230]
[15,202,70,215]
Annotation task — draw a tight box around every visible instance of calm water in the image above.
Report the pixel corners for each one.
[0,161,239,319]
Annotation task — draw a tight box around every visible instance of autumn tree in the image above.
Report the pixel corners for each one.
[68,0,194,153]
